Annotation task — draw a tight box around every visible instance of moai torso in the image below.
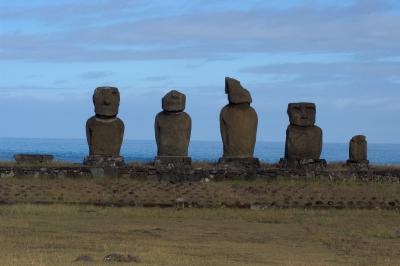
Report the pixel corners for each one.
[86,87,125,156]
[220,103,257,157]
[86,117,124,155]
[155,90,191,157]
[285,125,322,159]
[349,135,367,162]
[220,77,258,158]
[284,103,322,160]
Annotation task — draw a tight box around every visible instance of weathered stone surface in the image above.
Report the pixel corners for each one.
[155,90,191,157]
[218,157,260,169]
[349,135,368,162]
[279,158,327,171]
[86,117,124,156]
[103,253,140,263]
[86,87,125,160]
[283,102,324,170]
[154,156,192,168]
[225,77,252,104]
[220,77,258,158]
[14,154,54,164]
[83,154,125,168]
[288,102,316,127]
[347,135,369,170]
[347,161,369,171]
[93,86,120,117]
[162,90,186,112]
[284,125,322,160]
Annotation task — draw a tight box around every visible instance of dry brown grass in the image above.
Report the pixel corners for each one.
[0,205,399,265]
[0,178,399,209]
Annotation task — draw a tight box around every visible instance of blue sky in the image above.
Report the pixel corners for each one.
[0,0,399,143]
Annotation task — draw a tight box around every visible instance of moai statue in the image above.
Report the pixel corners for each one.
[84,87,125,167]
[280,102,326,170]
[347,135,369,170]
[154,90,192,168]
[218,77,259,168]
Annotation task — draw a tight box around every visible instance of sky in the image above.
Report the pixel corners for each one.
[0,0,399,143]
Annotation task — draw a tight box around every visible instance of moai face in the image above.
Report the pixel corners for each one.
[93,87,120,117]
[225,77,252,104]
[162,90,186,112]
[287,103,316,127]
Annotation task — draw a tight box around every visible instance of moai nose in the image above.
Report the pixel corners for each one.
[104,99,111,105]
[300,106,307,118]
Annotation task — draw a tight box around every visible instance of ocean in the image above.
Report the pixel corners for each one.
[0,138,399,165]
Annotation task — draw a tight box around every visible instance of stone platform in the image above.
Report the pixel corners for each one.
[347,160,369,171]
[154,156,191,168]
[14,154,54,164]
[0,161,399,182]
[217,157,260,169]
[279,158,327,171]
[83,155,125,167]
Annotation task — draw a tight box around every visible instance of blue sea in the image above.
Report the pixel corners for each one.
[0,138,399,165]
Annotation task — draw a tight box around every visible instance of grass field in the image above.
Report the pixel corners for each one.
[0,205,399,265]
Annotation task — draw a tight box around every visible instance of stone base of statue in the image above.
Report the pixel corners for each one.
[346,160,369,171]
[154,156,192,168]
[279,158,327,171]
[83,155,125,167]
[218,157,260,169]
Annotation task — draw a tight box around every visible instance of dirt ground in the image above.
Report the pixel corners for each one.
[0,178,399,209]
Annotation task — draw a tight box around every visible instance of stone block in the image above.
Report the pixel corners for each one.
[287,102,316,127]
[162,90,186,112]
[93,87,120,117]
[349,135,367,162]
[83,155,125,167]
[14,154,54,165]
[285,125,322,160]
[225,77,252,104]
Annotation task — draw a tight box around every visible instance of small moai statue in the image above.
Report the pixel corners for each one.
[280,102,326,170]
[84,87,125,167]
[154,90,192,168]
[218,77,259,168]
[347,135,369,170]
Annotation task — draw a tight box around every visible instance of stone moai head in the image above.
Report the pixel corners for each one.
[349,135,367,161]
[225,77,252,104]
[162,90,186,112]
[287,102,316,126]
[93,87,120,117]
[351,135,366,144]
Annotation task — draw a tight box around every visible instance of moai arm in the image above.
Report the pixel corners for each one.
[118,119,125,153]
[86,119,93,155]
[154,115,161,149]
[187,114,192,142]
[220,109,227,149]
